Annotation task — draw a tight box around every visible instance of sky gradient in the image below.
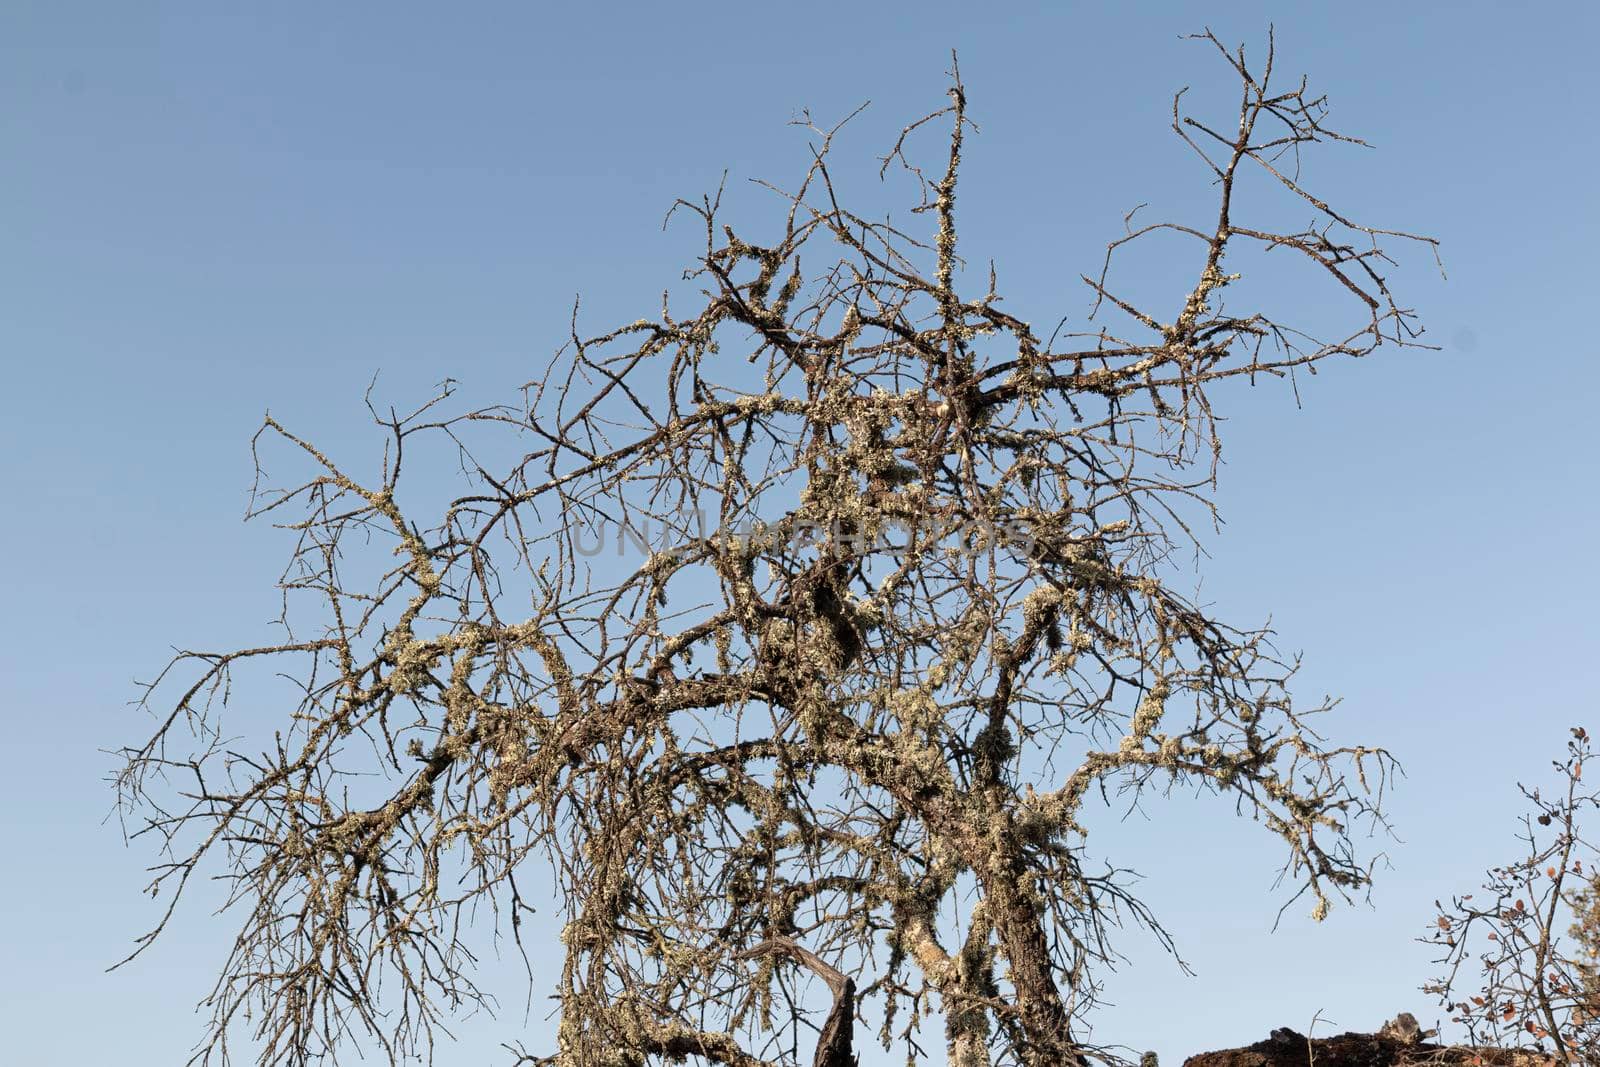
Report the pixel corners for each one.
[3,2,1597,1064]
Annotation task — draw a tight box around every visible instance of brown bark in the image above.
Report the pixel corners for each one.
[737,937,857,1067]
[979,839,1087,1067]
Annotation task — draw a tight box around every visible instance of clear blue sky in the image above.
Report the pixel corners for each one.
[3,2,1596,1064]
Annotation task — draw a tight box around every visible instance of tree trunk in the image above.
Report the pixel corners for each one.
[981,844,1087,1067]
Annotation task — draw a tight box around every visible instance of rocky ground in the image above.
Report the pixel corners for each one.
[1180,1026,1561,1067]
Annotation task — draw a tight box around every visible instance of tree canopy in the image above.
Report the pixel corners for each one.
[117,31,1435,1067]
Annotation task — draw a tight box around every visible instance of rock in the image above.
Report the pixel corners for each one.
[1376,1013,1424,1045]
[1180,1028,1556,1067]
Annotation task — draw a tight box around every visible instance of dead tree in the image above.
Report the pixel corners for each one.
[115,30,1433,1067]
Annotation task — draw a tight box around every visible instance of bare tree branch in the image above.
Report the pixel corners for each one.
[115,31,1430,1067]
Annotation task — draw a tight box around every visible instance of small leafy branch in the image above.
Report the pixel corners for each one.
[1424,728,1600,1064]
